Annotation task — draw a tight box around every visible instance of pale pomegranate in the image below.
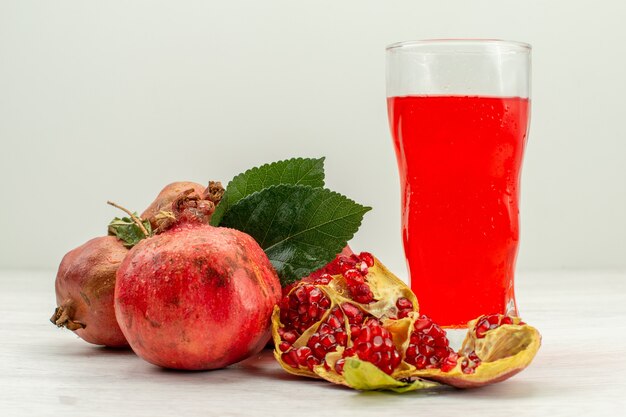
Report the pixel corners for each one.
[51,236,129,347]
[115,192,282,370]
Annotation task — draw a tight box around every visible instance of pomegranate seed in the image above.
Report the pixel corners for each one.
[338,257,356,273]
[316,273,333,285]
[319,297,331,308]
[370,325,383,338]
[318,323,331,335]
[356,342,372,355]
[434,337,449,347]
[350,325,360,338]
[398,309,411,319]
[384,338,394,350]
[334,358,346,374]
[308,304,318,319]
[278,341,291,352]
[406,345,417,358]
[311,343,326,359]
[306,355,320,371]
[475,314,516,338]
[344,269,364,285]
[358,252,375,267]
[391,350,401,368]
[370,352,382,365]
[440,352,458,373]
[415,355,427,369]
[309,288,323,303]
[294,286,307,302]
[327,315,342,329]
[475,324,489,339]
[320,334,336,349]
[281,350,299,368]
[307,333,320,348]
[357,262,369,275]
[460,358,470,373]
[353,291,374,304]
[468,351,481,362]
[427,324,445,338]
[297,304,307,315]
[335,330,347,346]
[414,315,432,331]
[282,330,297,344]
[419,344,435,356]
[422,335,435,346]
[460,351,481,374]
[356,326,371,344]
[396,297,413,310]
[343,347,356,357]
[372,335,384,348]
[435,346,450,358]
[342,303,364,324]
[295,346,312,364]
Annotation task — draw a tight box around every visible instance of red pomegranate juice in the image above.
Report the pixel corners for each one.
[388,95,530,327]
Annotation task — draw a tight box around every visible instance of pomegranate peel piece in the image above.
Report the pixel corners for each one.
[337,358,439,392]
[395,317,541,389]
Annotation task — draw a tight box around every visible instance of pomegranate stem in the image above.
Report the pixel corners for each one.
[107,200,150,237]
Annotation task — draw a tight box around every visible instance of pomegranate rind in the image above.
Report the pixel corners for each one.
[342,358,439,392]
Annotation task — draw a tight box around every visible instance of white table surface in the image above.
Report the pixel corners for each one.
[1,269,625,417]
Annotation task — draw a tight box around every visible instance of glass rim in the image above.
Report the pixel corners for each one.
[386,39,531,53]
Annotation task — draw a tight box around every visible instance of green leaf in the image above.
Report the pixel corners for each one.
[108,214,152,248]
[210,157,325,226]
[220,184,370,285]
[343,358,439,393]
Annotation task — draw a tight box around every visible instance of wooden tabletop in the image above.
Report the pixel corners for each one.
[1,269,625,417]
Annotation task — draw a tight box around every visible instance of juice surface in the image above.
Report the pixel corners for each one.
[388,95,530,327]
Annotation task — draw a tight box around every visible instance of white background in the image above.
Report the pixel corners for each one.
[1,0,625,275]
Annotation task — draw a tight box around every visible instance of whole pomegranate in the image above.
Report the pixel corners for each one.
[141,181,224,231]
[51,236,129,347]
[115,192,282,370]
[273,252,541,390]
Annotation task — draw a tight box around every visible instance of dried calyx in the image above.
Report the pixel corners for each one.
[272,253,541,391]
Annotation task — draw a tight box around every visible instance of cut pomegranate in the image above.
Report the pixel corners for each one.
[272,252,541,391]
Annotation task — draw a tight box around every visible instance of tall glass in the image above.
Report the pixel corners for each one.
[386,40,531,328]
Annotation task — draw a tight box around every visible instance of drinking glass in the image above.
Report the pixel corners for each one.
[386,39,531,327]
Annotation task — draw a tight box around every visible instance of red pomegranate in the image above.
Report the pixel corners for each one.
[51,236,129,347]
[115,192,282,370]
